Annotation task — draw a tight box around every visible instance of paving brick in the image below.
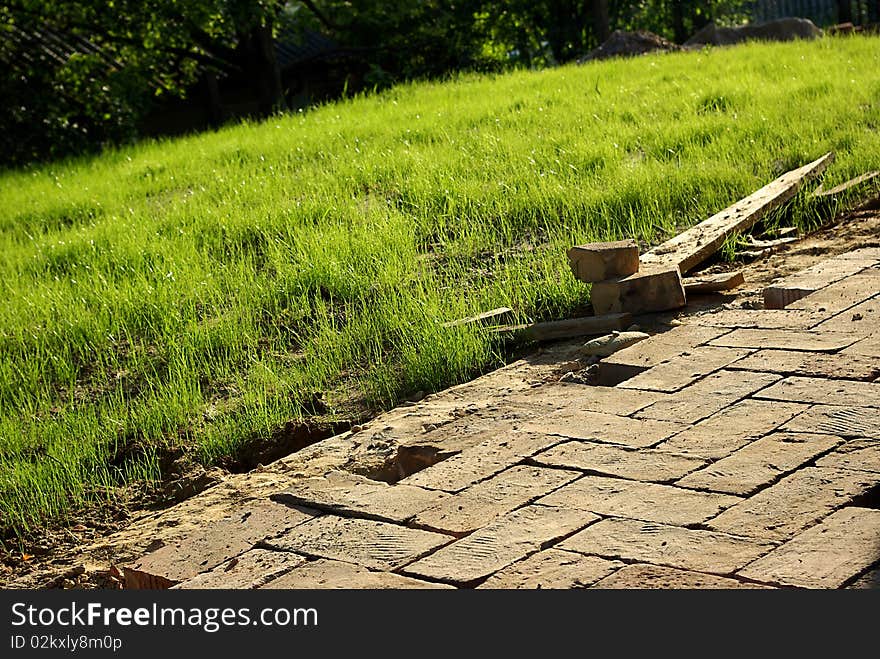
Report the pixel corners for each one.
[400,431,563,493]
[815,440,880,473]
[567,240,640,283]
[755,376,880,408]
[788,269,880,313]
[658,399,807,460]
[676,432,842,495]
[551,385,668,416]
[683,309,828,329]
[813,295,880,334]
[477,549,622,589]
[266,515,450,570]
[522,409,687,448]
[558,517,774,574]
[411,465,579,535]
[173,549,307,589]
[738,507,880,588]
[537,475,740,526]
[591,563,772,589]
[531,441,705,482]
[123,499,319,588]
[708,328,860,352]
[618,346,753,393]
[847,568,880,589]
[838,247,880,261]
[403,505,596,585]
[708,466,880,541]
[782,405,880,440]
[728,349,880,381]
[273,471,448,523]
[597,325,728,385]
[843,331,880,358]
[591,266,686,315]
[262,558,452,589]
[763,257,874,309]
[635,370,782,424]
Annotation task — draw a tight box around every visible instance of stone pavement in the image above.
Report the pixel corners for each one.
[118,248,880,589]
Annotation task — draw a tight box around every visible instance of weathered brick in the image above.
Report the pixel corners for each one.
[123,499,318,588]
[558,517,774,574]
[266,515,450,570]
[738,507,880,588]
[597,325,727,385]
[618,346,753,393]
[755,376,880,408]
[708,328,860,352]
[537,474,740,526]
[403,505,596,585]
[591,266,686,315]
[635,370,782,424]
[531,441,705,482]
[683,309,828,330]
[262,558,452,589]
[478,549,622,589]
[813,295,880,334]
[173,549,306,589]
[400,431,563,493]
[273,471,448,523]
[522,409,687,448]
[816,440,880,473]
[788,269,880,313]
[676,432,842,495]
[708,467,880,541]
[763,257,874,309]
[657,399,808,459]
[411,465,579,535]
[549,385,668,416]
[843,331,880,358]
[782,405,880,440]
[567,240,640,283]
[592,563,772,589]
[728,349,880,381]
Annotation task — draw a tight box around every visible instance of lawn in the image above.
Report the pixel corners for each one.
[1,35,879,541]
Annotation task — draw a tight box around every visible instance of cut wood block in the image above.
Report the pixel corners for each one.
[442,307,514,328]
[683,270,744,293]
[813,170,879,197]
[642,152,834,274]
[491,313,631,342]
[591,267,686,315]
[567,240,640,283]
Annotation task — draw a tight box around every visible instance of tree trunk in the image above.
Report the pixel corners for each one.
[838,0,853,23]
[202,71,224,127]
[241,22,285,116]
[591,0,610,44]
[671,1,686,43]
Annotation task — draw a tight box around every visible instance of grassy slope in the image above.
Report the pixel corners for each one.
[1,36,879,538]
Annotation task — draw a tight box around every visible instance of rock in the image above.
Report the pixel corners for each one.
[581,331,650,357]
[685,18,822,47]
[580,30,683,62]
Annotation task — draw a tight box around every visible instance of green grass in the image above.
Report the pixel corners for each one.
[2,35,879,541]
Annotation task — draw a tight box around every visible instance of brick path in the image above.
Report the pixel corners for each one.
[120,248,880,589]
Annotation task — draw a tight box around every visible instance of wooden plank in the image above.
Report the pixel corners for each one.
[642,152,834,274]
[442,307,514,328]
[491,313,631,342]
[683,270,744,293]
[813,171,879,197]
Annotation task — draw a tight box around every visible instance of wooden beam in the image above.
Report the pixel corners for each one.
[812,170,879,197]
[590,266,686,315]
[442,307,514,328]
[683,270,744,293]
[642,152,834,274]
[491,313,631,342]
